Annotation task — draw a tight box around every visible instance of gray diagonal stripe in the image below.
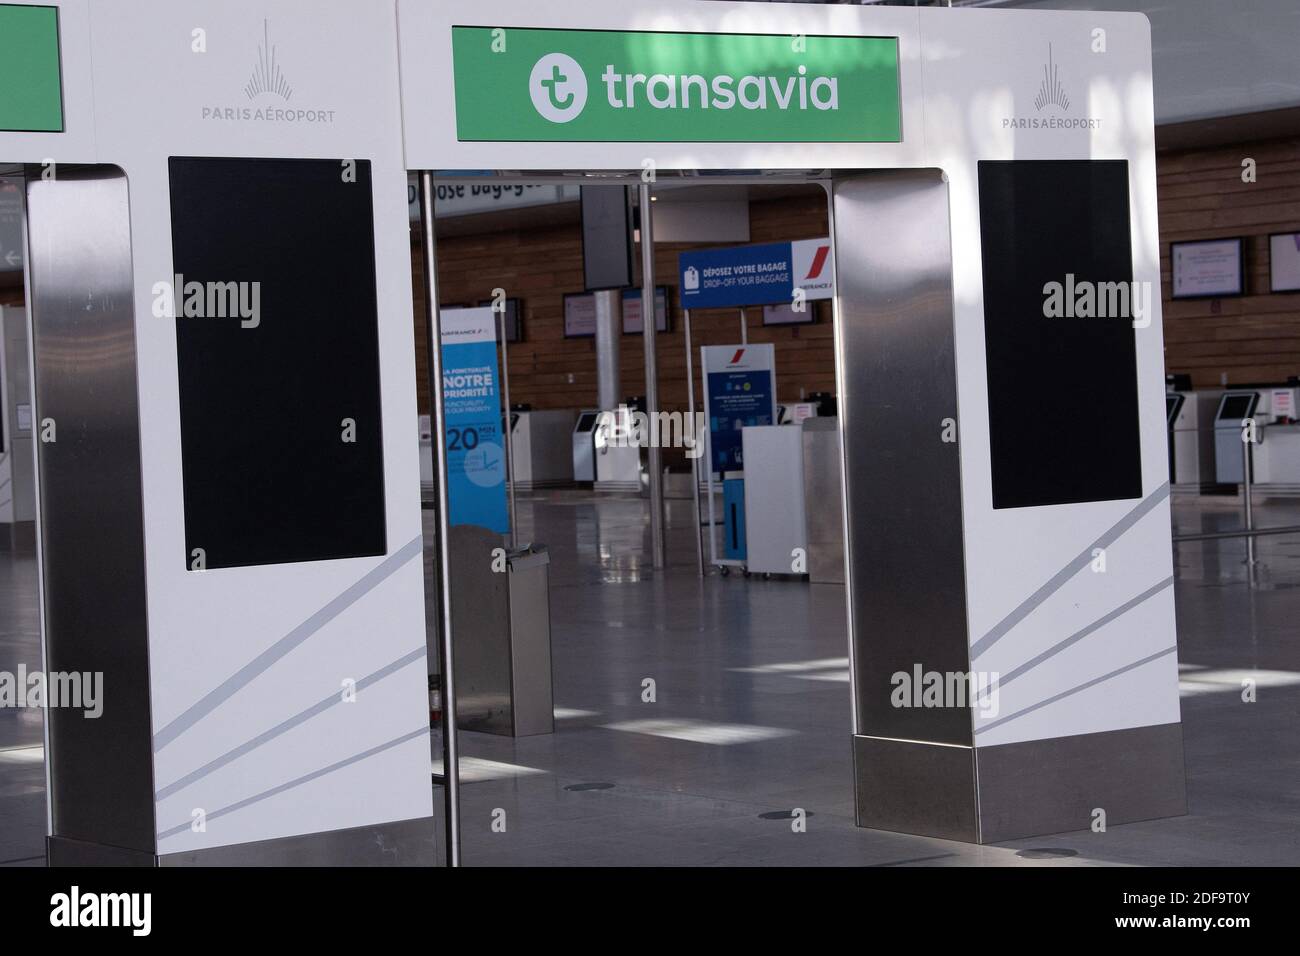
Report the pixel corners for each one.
[153,535,424,751]
[970,483,1170,662]
[154,645,426,801]
[0,476,11,494]
[975,576,1174,701]
[0,499,10,511]
[973,645,1178,736]
[156,725,430,841]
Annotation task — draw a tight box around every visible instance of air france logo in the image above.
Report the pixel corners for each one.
[530,53,587,123]
[804,245,830,280]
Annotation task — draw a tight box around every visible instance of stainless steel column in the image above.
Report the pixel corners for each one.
[27,167,156,862]
[417,172,461,867]
[593,289,621,412]
[1242,432,1256,570]
[684,309,704,578]
[638,183,665,569]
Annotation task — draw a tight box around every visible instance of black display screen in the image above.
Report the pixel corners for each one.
[1165,394,1184,427]
[169,157,387,569]
[978,160,1142,510]
[1218,394,1256,422]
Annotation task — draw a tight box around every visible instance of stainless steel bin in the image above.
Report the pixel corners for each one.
[448,524,554,737]
[504,545,554,737]
[801,417,845,585]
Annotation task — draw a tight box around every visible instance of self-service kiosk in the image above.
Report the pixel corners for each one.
[572,410,599,483]
[1249,386,1300,493]
[594,405,644,493]
[511,408,577,489]
[1168,388,1221,492]
[1214,391,1261,484]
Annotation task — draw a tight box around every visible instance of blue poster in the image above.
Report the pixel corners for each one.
[440,307,509,533]
[701,344,776,475]
[679,241,793,310]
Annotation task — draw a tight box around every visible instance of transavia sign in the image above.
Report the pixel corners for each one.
[451,27,901,143]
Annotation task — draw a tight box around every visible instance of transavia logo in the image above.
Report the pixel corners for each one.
[530,53,587,123]
[1033,44,1069,111]
[245,19,293,101]
[453,28,902,143]
[528,52,842,124]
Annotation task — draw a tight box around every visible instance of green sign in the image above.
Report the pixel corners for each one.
[452,27,900,143]
[0,4,63,133]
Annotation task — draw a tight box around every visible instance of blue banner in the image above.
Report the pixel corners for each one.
[701,344,776,475]
[441,307,509,534]
[678,241,793,310]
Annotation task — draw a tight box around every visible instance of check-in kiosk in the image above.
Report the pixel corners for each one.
[1168,388,1221,492]
[510,408,578,490]
[1165,392,1184,483]
[594,405,643,493]
[1214,391,1261,484]
[1248,385,1300,493]
[572,410,600,482]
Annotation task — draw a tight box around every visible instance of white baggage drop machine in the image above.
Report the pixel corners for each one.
[399,0,1185,843]
[2,0,435,864]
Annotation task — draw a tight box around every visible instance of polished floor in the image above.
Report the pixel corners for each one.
[2,490,1299,866]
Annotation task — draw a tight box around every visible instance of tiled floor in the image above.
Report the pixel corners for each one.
[2,490,1298,866]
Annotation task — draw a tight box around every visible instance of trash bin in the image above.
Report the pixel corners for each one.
[504,545,554,737]
[446,525,554,737]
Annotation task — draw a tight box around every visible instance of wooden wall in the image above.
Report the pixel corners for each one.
[1160,134,1300,386]
[416,189,833,420]
[8,141,1300,397]
[418,135,1300,416]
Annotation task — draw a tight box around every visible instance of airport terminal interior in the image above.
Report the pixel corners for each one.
[1,0,1299,871]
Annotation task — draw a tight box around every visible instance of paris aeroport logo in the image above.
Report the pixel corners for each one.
[201,19,336,126]
[1002,43,1100,132]
[527,52,841,123]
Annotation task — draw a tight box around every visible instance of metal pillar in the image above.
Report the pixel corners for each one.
[417,172,462,867]
[639,183,666,569]
[684,309,704,578]
[593,289,621,412]
[739,306,748,344]
[1242,431,1256,570]
[498,304,517,550]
